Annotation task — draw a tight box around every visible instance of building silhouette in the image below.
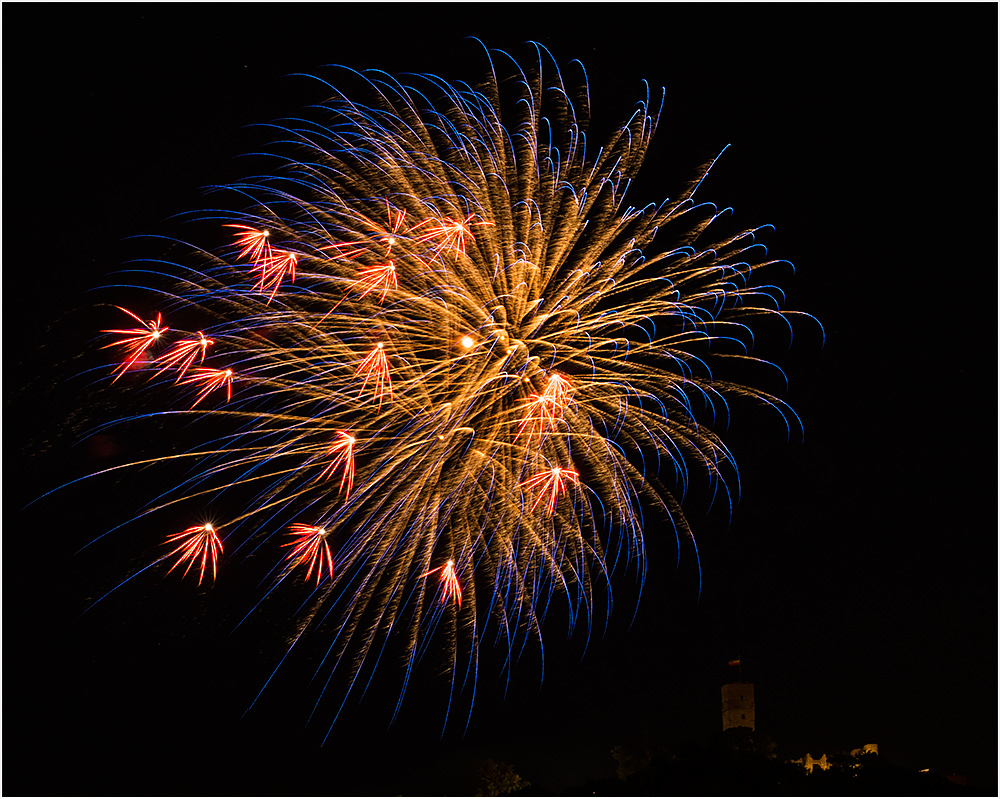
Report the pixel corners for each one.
[720,658,755,731]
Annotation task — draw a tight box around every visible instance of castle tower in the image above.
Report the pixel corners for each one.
[721,659,755,731]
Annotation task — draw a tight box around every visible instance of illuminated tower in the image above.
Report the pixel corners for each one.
[721,658,755,731]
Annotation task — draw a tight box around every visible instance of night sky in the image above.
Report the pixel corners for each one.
[7,4,995,795]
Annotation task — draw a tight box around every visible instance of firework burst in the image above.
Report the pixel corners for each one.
[422,559,463,608]
[153,331,212,382]
[89,43,819,734]
[283,524,335,585]
[180,367,234,408]
[317,431,357,496]
[101,308,167,381]
[163,524,223,585]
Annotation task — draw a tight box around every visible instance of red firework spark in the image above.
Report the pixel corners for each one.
[355,343,392,410]
[318,431,356,497]
[352,260,398,303]
[322,240,366,260]
[164,523,223,585]
[181,367,234,408]
[515,393,560,443]
[154,332,213,382]
[421,559,462,607]
[377,203,408,256]
[516,373,573,443]
[411,214,493,259]
[284,524,334,584]
[521,466,580,516]
[226,225,272,267]
[102,308,168,382]
[258,250,299,301]
[542,373,572,407]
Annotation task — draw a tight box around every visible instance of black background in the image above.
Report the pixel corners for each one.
[6,3,995,795]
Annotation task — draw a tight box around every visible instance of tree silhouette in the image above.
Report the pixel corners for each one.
[475,757,530,796]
